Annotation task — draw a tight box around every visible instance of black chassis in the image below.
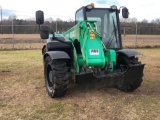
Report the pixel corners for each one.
[42,36,73,68]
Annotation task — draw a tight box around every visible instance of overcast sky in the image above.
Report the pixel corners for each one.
[0,0,159,21]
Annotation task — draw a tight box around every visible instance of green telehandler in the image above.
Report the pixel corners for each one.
[35,3,145,98]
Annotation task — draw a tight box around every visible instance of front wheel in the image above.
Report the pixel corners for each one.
[44,56,70,98]
[116,55,145,92]
[116,64,144,92]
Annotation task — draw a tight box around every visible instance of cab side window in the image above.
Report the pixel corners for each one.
[75,9,84,23]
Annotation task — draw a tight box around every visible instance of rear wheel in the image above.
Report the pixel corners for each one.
[116,55,144,92]
[44,56,70,98]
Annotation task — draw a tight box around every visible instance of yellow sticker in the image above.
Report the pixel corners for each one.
[89,30,95,39]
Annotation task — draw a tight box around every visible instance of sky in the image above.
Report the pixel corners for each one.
[0,0,159,21]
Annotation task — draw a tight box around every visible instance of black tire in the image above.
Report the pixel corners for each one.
[116,75,143,92]
[116,55,143,92]
[44,56,70,98]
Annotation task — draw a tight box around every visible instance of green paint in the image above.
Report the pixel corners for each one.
[60,20,116,73]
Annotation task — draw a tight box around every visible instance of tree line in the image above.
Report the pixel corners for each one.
[0,17,75,34]
[0,15,160,35]
[120,17,160,35]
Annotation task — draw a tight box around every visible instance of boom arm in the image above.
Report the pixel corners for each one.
[63,20,116,73]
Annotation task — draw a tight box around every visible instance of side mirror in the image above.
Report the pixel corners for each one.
[122,7,129,18]
[36,10,44,25]
[40,25,49,39]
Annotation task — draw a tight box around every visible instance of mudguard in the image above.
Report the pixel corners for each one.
[117,49,141,58]
[44,51,70,61]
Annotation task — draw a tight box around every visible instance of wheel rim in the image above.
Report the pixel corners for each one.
[46,64,54,92]
[49,71,52,82]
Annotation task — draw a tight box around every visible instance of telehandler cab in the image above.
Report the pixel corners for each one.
[36,3,145,98]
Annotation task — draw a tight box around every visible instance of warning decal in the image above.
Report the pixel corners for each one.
[89,30,95,39]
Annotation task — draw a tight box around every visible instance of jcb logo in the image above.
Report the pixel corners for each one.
[89,30,95,39]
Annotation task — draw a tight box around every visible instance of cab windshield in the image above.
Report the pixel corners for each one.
[86,9,120,49]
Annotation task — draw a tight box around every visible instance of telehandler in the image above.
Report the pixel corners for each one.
[35,3,145,98]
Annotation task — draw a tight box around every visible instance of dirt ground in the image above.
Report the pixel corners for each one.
[0,49,160,120]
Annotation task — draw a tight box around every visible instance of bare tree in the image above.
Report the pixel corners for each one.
[141,19,148,23]
[8,14,17,21]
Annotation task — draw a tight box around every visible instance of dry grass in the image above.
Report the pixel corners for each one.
[0,34,160,50]
[122,35,160,48]
[0,49,160,120]
[0,43,45,50]
[0,34,40,39]
[0,34,44,50]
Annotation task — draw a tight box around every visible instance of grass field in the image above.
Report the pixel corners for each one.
[0,34,160,49]
[0,49,160,120]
